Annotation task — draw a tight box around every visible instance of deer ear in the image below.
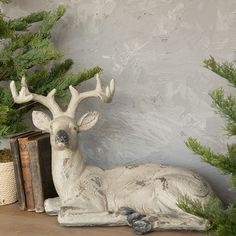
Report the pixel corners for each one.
[77,111,99,132]
[32,111,51,132]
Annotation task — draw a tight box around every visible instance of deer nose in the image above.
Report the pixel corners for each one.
[55,130,69,145]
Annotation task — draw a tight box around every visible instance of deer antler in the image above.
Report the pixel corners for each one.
[10,77,62,117]
[66,74,115,117]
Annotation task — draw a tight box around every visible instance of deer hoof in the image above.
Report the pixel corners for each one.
[127,212,145,225]
[118,207,136,216]
[44,197,60,216]
[132,220,152,235]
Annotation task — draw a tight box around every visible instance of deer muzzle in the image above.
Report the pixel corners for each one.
[55,130,69,147]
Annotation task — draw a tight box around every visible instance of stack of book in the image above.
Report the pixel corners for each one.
[9,131,58,213]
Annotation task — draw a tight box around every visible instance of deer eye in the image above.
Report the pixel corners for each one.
[69,123,77,131]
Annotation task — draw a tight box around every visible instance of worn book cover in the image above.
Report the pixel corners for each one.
[28,133,58,213]
[17,132,42,211]
[9,131,39,210]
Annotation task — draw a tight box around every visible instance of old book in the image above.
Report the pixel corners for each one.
[28,133,57,213]
[17,132,42,211]
[9,131,37,210]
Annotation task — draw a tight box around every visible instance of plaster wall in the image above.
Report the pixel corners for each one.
[2,0,236,202]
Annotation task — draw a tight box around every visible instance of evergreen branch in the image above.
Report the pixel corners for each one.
[226,143,236,174]
[0,5,100,138]
[209,88,236,125]
[185,55,236,235]
[185,138,236,187]
[5,67,103,118]
[38,66,102,95]
[204,56,236,87]
[0,121,26,138]
[185,137,228,169]
[14,38,62,76]
[0,31,34,53]
[0,87,14,107]
[0,6,65,81]
[177,196,210,220]
[0,0,11,3]
[38,5,65,37]
[225,123,236,136]
[0,36,63,80]
[0,13,12,38]
[47,59,73,83]
[58,66,103,87]
[27,70,48,89]
[0,105,26,138]
[26,59,73,91]
[178,196,236,236]
[232,175,236,188]
[8,11,48,31]
[43,66,102,106]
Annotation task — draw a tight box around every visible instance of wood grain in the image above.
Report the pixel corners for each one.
[0,204,207,236]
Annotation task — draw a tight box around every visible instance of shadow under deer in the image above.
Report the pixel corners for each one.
[10,75,216,234]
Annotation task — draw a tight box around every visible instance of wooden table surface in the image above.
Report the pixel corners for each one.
[0,203,207,236]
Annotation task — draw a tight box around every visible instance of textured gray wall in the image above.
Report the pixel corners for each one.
[2,0,236,202]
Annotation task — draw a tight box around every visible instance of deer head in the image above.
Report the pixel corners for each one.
[10,74,115,151]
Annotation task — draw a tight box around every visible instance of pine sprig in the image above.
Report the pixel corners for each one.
[209,87,236,136]
[8,11,48,31]
[38,5,65,37]
[47,59,74,83]
[178,196,236,236]
[0,105,26,137]
[185,137,236,187]
[0,0,11,4]
[15,39,62,76]
[186,56,236,188]
[0,5,102,138]
[209,88,236,124]
[185,56,236,235]
[0,13,12,38]
[204,56,236,88]
[0,7,65,81]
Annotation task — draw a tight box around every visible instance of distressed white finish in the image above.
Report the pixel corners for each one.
[10,76,215,233]
[2,1,236,203]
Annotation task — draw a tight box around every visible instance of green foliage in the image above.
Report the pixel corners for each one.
[0,0,12,4]
[204,57,236,135]
[186,56,236,188]
[185,138,236,187]
[0,104,26,137]
[204,56,236,88]
[38,5,65,37]
[185,56,236,235]
[0,5,102,138]
[178,196,236,236]
[209,88,236,136]
[0,12,13,38]
[0,6,65,80]
[8,11,48,31]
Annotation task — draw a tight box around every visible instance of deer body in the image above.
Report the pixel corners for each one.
[10,75,215,234]
[52,147,212,215]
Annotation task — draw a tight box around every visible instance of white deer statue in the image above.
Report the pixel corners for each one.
[10,75,215,234]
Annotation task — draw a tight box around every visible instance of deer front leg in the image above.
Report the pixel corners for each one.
[117,208,208,234]
[148,212,209,232]
[44,197,60,216]
[127,211,208,234]
[58,207,127,227]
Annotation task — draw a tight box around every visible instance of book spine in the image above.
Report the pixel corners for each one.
[28,140,44,213]
[18,138,35,211]
[9,139,26,210]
